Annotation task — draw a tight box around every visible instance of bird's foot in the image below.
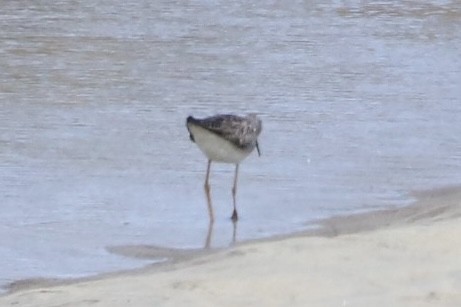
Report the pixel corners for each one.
[231,210,238,222]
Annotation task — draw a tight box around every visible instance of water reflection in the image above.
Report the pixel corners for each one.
[203,219,237,249]
[106,216,236,263]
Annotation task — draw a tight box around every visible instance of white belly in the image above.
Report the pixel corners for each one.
[188,125,252,164]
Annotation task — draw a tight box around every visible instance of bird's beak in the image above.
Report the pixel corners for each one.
[256,141,261,157]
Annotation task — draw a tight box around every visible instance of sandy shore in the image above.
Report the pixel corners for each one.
[2,186,461,307]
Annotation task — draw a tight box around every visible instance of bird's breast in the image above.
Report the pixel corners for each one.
[188,124,254,163]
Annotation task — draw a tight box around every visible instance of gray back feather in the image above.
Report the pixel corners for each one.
[198,114,262,149]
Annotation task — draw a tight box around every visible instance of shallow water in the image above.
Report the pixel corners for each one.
[1,0,461,289]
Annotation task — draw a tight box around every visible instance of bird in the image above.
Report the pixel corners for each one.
[186,113,262,222]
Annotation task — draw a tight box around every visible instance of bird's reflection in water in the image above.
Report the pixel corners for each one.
[203,195,238,249]
[106,201,238,265]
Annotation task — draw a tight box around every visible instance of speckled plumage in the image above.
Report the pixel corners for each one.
[187,114,262,151]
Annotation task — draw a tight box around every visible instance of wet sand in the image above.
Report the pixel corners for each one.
[1,186,461,306]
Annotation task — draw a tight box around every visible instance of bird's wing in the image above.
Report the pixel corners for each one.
[198,115,261,148]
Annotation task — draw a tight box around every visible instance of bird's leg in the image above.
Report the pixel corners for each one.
[204,160,214,222]
[231,164,239,222]
[204,159,211,193]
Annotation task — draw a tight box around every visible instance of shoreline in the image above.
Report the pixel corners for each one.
[2,184,461,306]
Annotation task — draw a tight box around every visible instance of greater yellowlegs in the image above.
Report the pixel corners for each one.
[186,114,262,222]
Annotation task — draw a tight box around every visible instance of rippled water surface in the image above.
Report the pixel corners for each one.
[1,0,461,288]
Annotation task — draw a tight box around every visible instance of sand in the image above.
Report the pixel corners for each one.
[1,186,461,307]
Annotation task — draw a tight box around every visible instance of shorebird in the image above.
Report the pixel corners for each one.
[186,113,262,222]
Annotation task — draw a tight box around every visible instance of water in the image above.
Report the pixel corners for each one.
[1,0,461,289]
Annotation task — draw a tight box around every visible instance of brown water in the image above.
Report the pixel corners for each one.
[1,0,461,289]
